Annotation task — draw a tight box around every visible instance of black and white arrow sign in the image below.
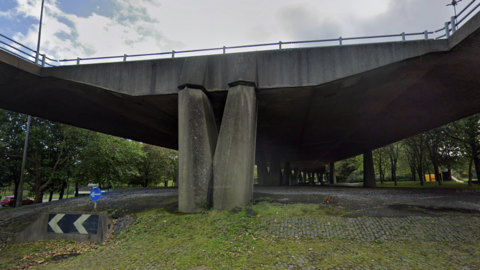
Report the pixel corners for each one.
[47,214,99,234]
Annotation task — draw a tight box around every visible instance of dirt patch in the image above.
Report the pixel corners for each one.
[113,215,136,235]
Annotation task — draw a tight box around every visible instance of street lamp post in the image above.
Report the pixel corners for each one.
[15,116,32,208]
[447,0,462,28]
[34,0,45,66]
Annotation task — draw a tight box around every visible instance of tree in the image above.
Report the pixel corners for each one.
[444,114,480,185]
[73,132,145,190]
[404,134,426,186]
[386,142,401,186]
[129,144,172,187]
[373,148,388,184]
[425,129,444,185]
[0,111,87,203]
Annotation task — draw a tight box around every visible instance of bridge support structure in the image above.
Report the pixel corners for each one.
[178,81,258,212]
[364,150,376,188]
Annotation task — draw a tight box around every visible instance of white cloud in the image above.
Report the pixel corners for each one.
[1,0,473,64]
[5,0,184,64]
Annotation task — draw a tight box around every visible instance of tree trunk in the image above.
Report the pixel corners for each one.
[410,166,416,181]
[59,181,66,200]
[34,187,44,204]
[391,167,397,186]
[48,190,53,202]
[379,162,384,184]
[473,151,480,182]
[417,164,424,186]
[75,183,79,197]
[469,156,474,187]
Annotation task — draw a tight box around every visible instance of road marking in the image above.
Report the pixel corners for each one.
[73,214,91,234]
[48,214,65,233]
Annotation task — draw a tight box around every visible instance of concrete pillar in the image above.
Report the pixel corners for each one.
[213,83,257,210]
[364,150,376,188]
[283,162,291,185]
[293,168,299,185]
[329,163,337,184]
[178,87,218,213]
[267,152,282,186]
[256,152,268,185]
[318,172,325,185]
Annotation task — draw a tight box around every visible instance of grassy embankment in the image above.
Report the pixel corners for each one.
[1,201,480,269]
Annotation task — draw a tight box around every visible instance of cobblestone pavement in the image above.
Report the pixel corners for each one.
[259,216,480,242]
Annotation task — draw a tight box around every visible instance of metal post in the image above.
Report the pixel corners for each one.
[451,16,456,33]
[94,202,97,210]
[123,54,127,62]
[279,41,282,50]
[445,22,450,38]
[424,30,429,40]
[41,54,46,67]
[339,37,342,45]
[35,0,45,66]
[76,57,80,65]
[15,116,31,208]
[223,46,226,54]
[172,50,175,58]
[401,32,406,42]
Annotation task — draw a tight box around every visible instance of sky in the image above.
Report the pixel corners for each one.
[0,0,475,64]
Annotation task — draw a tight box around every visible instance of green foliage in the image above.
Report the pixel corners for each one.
[72,132,144,189]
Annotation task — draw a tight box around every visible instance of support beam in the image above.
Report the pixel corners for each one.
[178,87,218,213]
[364,150,376,188]
[330,163,337,184]
[268,152,282,186]
[213,83,257,210]
[283,162,291,186]
[256,152,268,185]
[293,168,299,186]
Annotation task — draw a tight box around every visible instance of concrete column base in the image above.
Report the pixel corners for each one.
[213,84,257,210]
[268,152,282,186]
[330,162,337,184]
[178,88,218,213]
[256,151,268,185]
[364,150,376,188]
[283,162,291,186]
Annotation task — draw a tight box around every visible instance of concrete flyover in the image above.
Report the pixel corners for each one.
[1,12,480,212]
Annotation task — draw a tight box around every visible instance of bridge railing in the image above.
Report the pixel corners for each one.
[0,0,479,67]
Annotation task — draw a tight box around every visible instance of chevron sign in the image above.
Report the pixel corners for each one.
[47,214,99,234]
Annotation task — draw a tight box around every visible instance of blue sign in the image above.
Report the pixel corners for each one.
[90,187,102,202]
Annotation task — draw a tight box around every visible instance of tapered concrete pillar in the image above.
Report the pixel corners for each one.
[317,172,324,185]
[309,172,315,185]
[256,152,268,185]
[267,152,282,186]
[364,150,376,188]
[213,82,257,210]
[178,87,218,213]
[329,163,337,184]
[293,168,299,185]
[283,162,291,186]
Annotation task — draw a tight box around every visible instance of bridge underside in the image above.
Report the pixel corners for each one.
[1,31,480,173]
[1,14,480,211]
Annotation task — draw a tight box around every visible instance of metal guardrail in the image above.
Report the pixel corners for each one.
[0,0,479,67]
